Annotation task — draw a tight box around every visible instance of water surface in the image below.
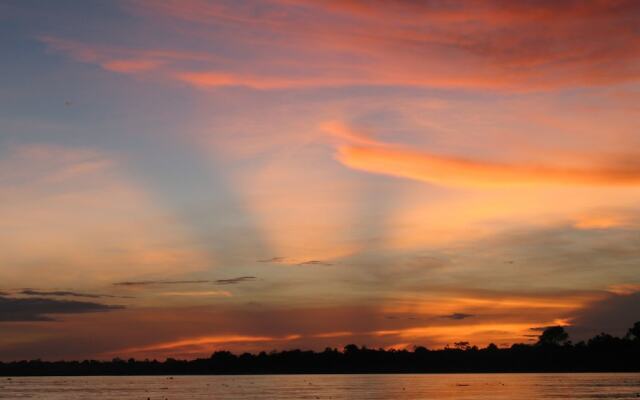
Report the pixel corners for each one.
[1,373,639,399]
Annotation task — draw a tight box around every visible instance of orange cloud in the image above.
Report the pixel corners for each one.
[0,287,604,360]
[574,214,630,230]
[381,291,596,319]
[102,59,163,73]
[368,321,550,348]
[112,333,301,356]
[177,71,312,89]
[313,331,353,339]
[607,284,640,295]
[327,124,640,188]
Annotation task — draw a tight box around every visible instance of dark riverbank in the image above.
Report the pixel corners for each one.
[2,325,639,376]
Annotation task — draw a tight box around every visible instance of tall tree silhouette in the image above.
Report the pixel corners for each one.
[627,321,640,341]
[537,326,569,346]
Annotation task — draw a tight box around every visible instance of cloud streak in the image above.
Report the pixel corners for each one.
[214,276,256,285]
[160,291,232,297]
[329,124,640,188]
[114,277,258,286]
[297,260,333,266]
[441,313,475,321]
[111,333,301,356]
[20,289,125,299]
[113,280,210,287]
[258,257,333,266]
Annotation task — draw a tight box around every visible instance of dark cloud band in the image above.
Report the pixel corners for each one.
[0,296,124,322]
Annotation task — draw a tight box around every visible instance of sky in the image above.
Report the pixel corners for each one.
[1,0,640,361]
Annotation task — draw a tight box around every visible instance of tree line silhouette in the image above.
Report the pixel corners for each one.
[1,322,638,375]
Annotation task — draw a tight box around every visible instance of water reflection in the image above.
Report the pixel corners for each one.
[1,373,639,399]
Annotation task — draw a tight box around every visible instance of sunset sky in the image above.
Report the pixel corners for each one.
[1,0,640,361]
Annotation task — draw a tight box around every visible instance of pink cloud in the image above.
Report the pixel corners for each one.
[39,36,208,76]
[125,0,640,90]
[38,0,640,91]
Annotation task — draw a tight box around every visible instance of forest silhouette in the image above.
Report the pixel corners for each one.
[1,322,639,375]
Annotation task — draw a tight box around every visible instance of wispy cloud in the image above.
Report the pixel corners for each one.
[39,35,207,75]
